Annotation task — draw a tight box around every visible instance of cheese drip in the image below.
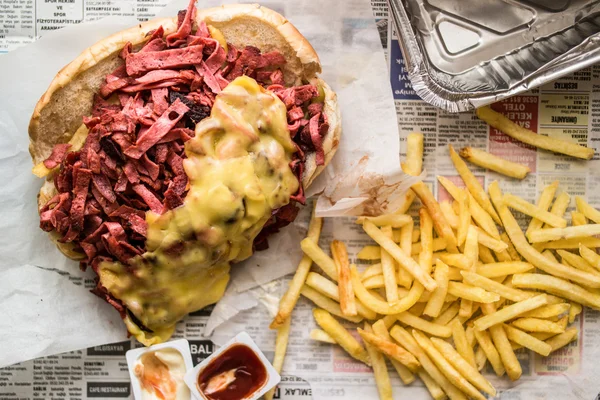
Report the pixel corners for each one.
[98,76,299,345]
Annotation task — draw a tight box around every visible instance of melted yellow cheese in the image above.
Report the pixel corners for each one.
[98,76,298,345]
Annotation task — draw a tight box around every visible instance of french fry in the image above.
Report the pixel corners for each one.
[546,327,578,353]
[264,317,291,400]
[529,224,600,243]
[476,106,594,159]
[474,294,548,331]
[503,193,567,228]
[412,228,421,243]
[474,346,488,372]
[396,190,417,215]
[361,263,383,281]
[503,324,551,356]
[480,303,522,381]
[412,330,486,400]
[449,144,501,225]
[402,132,424,176]
[575,196,600,224]
[478,245,497,264]
[412,238,448,255]
[351,265,423,315]
[301,286,362,323]
[409,302,427,317]
[439,178,499,242]
[519,303,570,319]
[363,274,384,289]
[537,237,600,250]
[473,226,508,253]
[437,175,462,201]
[571,211,587,226]
[569,302,582,323]
[424,260,450,318]
[460,226,479,317]
[411,181,459,252]
[464,226,479,271]
[356,214,412,228]
[557,315,568,331]
[372,320,416,385]
[362,323,392,400]
[448,282,500,303]
[579,244,600,270]
[501,232,520,261]
[396,312,452,338]
[542,191,571,230]
[511,317,565,334]
[447,267,464,281]
[358,328,420,371]
[468,193,501,239]
[301,238,338,281]
[357,245,381,260]
[459,146,530,180]
[331,240,357,317]
[382,315,397,329]
[451,319,476,368]
[363,221,437,291]
[305,272,377,320]
[437,253,471,270]
[430,337,496,396]
[461,271,532,302]
[457,302,480,323]
[309,328,336,344]
[398,220,415,288]
[526,181,559,238]
[465,325,476,348]
[456,189,470,247]
[488,181,600,288]
[557,249,598,274]
[474,328,506,376]
[270,208,323,329]
[530,332,557,341]
[418,371,448,400]
[312,309,369,364]
[512,273,600,309]
[390,326,467,400]
[440,201,459,229]
[476,261,534,278]
[433,301,460,326]
[542,250,559,263]
[494,249,512,262]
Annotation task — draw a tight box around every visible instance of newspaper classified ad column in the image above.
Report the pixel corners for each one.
[134,0,166,22]
[84,0,134,20]
[0,0,35,52]
[538,69,592,176]
[586,66,600,207]
[35,0,82,32]
[0,360,34,399]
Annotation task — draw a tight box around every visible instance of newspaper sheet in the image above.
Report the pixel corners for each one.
[2,0,600,399]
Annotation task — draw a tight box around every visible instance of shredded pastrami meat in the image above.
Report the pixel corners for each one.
[39,0,329,283]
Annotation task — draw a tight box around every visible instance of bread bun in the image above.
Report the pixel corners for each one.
[29,4,340,190]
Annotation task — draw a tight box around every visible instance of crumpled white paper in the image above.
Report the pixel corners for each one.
[0,0,405,368]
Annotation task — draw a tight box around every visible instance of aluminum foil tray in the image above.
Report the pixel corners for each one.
[389,0,600,112]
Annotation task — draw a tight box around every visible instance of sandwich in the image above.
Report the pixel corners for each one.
[30,0,340,345]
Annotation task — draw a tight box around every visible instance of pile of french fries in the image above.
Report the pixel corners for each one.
[266,107,599,400]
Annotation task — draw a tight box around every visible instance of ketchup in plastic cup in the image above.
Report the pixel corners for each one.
[184,332,280,400]
[197,344,267,400]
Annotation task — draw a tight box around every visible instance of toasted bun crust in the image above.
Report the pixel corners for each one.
[30,4,340,258]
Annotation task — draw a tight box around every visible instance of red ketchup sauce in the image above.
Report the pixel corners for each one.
[197,344,267,400]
